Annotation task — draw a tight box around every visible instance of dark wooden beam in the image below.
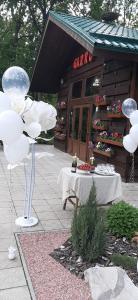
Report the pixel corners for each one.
[93,48,138,62]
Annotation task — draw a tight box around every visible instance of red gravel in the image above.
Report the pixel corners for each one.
[18,231,90,300]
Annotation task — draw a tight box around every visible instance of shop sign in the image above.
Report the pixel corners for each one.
[72,51,93,69]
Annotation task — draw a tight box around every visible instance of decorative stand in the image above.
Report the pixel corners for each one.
[15,143,38,227]
[129,153,135,183]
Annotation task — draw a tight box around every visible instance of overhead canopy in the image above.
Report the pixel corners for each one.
[31,11,138,93]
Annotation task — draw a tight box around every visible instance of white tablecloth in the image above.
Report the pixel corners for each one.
[57,167,122,205]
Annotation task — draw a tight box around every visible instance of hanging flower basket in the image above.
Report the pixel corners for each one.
[94,95,108,106]
[107,113,125,118]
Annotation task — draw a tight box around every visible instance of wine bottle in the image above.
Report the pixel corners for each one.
[71,153,77,173]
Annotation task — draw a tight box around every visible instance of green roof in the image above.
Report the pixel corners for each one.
[49,11,138,54]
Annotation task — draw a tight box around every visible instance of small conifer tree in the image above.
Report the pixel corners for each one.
[71,183,105,262]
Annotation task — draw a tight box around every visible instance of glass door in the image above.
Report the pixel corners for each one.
[79,106,90,161]
[68,105,91,161]
[72,106,81,157]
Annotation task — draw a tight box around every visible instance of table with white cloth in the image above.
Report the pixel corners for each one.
[57,167,122,209]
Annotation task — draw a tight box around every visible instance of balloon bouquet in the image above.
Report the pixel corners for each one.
[0,66,57,227]
[122,98,138,154]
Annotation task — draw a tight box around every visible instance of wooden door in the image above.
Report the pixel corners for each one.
[67,104,91,161]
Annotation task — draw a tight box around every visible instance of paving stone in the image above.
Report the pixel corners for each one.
[0,251,21,269]
[60,218,72,229]
[0,286,31,300]
[0,267,26,290]
[37,211,58,221]
[41,219,64,230]
[0,238,16,252]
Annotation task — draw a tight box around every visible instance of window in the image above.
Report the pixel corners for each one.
[73,108,80,139]
[69,109,73,137]
[81,107,89,142]
[85,76,100,96]
[72,81,82,98]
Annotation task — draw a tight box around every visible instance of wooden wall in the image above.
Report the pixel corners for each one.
[54,53,138,182]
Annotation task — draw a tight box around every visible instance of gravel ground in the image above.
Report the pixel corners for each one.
[18,231,91,300]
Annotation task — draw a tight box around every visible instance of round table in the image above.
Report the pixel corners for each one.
[57,167,122,209]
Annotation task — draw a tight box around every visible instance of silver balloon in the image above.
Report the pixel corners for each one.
[122,98,137,118]
[2,66,30,98]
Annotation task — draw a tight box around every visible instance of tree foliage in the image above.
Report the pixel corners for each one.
[0,0,137,90]
[71,184,105,262]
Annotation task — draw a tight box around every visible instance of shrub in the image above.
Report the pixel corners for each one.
[71,184,105,262]
[107,201,138,240]
[111,254,137,271]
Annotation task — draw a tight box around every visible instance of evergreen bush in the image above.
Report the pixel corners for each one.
[111,254,137,271]
[71,184,105,262]
[107,201,138,240]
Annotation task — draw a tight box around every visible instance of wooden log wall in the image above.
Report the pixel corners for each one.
[96,59,137,181]
[54,53,138,181]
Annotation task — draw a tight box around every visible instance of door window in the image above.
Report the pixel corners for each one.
[69,109,73,137]
[85,76,100,96]
[73,108,80,139]
[81,107,89,142]
[72,81,82,98]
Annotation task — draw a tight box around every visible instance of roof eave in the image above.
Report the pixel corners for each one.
[49,12,96,54]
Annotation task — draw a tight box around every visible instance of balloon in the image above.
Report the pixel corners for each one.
[48,104,57,118]
[11,98,25,114]
[0,93,11,113]
[23,100,38,124]
[4,134,30,164]
[123,134,137,153]
[122,98,137,118]
[0,110,23,144]
[130,125,138,145]
[39,115,56,132]
[130,110,138,126]
[2,66,30,98]
[25,122,41,138]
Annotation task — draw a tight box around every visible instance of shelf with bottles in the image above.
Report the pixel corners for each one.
[94,142,114,157]
[96,131,123,147]
[107,100,125,118]
[93,119,108,131]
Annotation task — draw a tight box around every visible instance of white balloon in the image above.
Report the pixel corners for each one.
[123,134,137,153]
[4,134,30,164]
[36,101,52,119]
[0,110,23,144]
[2,66,30,98]
[48,104,57,118]
[122,98,137,118]
[11,98,25,114]
[130,125,138,145]
[25,122,41,138]
[23,100,38,124]
[130,110,138,126]
[40,116,56,131]
[0,93,11,114]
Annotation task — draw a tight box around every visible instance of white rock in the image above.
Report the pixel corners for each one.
[8,246,16,260]
[84,266,138,300]
[76,256,82,264]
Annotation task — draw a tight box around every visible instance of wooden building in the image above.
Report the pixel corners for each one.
[31,11,138,181]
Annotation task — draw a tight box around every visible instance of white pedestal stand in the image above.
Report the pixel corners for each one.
[15,143,38,227]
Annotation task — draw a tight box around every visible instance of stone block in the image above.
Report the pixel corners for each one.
[84,266,138,300]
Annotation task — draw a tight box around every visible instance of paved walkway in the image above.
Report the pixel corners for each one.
[0,145,137,299]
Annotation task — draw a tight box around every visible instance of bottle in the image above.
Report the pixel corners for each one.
[90,154,95,173]
[71,153,77,173]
